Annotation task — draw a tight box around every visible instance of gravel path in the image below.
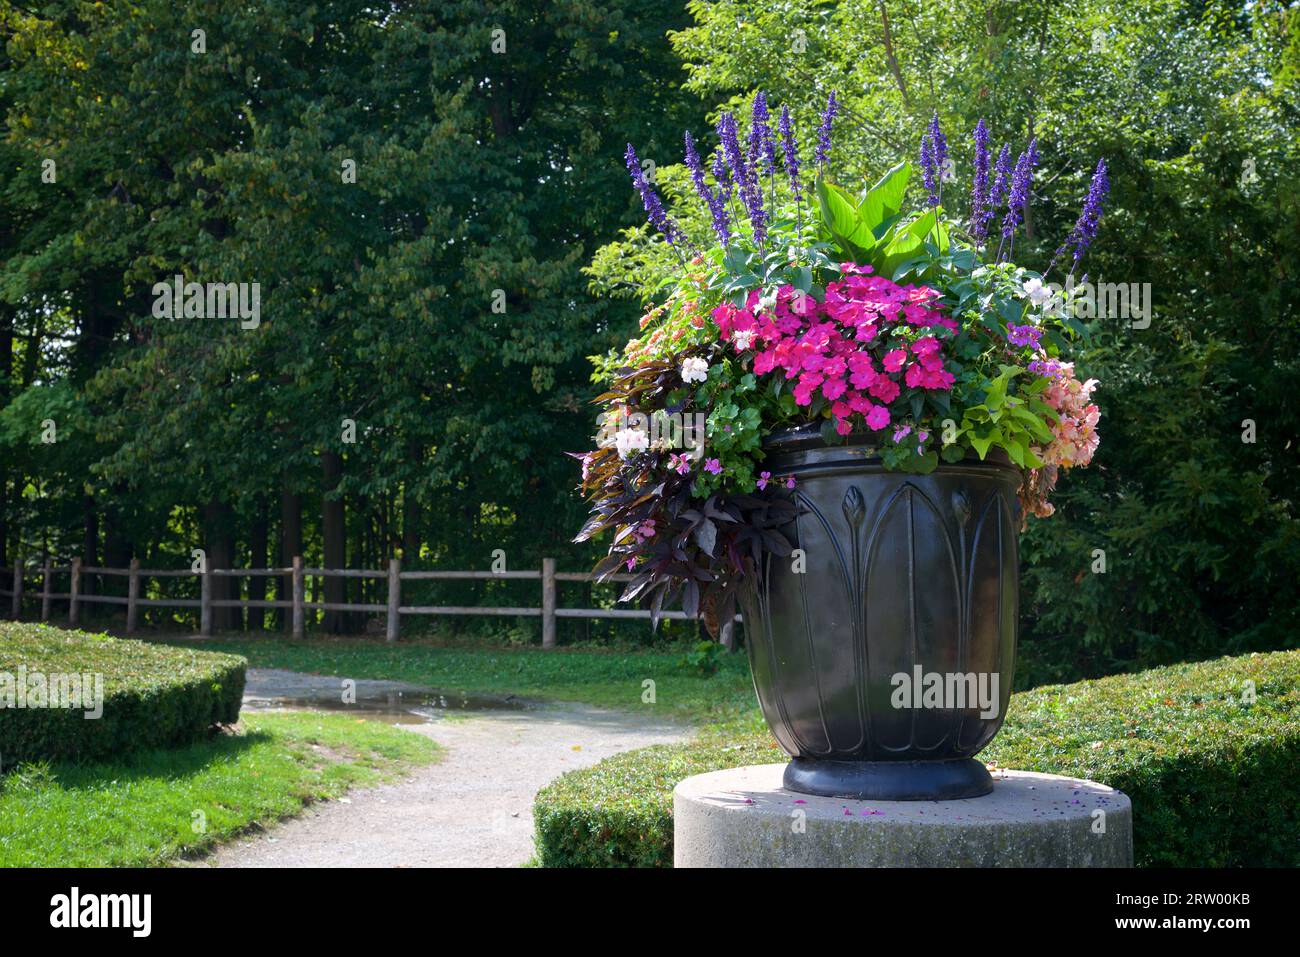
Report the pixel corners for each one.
[198,670,688,868]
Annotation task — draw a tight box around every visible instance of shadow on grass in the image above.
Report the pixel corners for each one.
[1,724,270,794]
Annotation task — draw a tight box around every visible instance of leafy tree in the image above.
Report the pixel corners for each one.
[0,0,705,635]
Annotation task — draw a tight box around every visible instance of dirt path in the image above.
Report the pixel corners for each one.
[200,671,688,868]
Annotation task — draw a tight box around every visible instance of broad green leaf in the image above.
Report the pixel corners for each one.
[815,176,872,259]
[969,431,997,459]
[858,161,911,231]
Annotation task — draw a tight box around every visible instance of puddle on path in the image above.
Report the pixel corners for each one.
[241,668,534,725]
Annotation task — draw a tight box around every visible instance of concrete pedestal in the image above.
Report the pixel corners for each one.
[674,764,1132,868]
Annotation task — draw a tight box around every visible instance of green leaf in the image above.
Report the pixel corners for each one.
[1007,405,1055,443]
[997,296,1026,326]
[818,177,859,229]
[969,430,998,459]
[815,175,872,260]
[858,161,911,232]
[874,209,949,277]
[1004,435,1027,467]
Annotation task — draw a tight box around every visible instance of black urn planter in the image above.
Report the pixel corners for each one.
[739,426,1021,801]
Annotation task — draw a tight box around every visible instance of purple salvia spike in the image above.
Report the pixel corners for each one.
[751,92,778,178]
[814,91,839,172]
[685,131,731,244]
[778,105,803,203]
[1055,158,1110,270]
[928,112,948,205]
[920,132,939,208]
[625,142,686,246]
[1001,138,1039,242]
[970,119,991,242]
[711,150,734,205]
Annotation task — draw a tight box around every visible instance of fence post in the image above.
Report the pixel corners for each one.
[292,555,305,639]
[200,563,212,637]
[11,559,21,620]
[41,560,51,623]
[126,558,141,633]
[541,557,556,649]
[69,557,81,626]
[385,558,401,642]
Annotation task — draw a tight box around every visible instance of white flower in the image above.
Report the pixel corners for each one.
[614,428,649,459]
[733,328,755,350]
[1021,276,1053,307]
[756,291,778,315]
[681,356,710,383]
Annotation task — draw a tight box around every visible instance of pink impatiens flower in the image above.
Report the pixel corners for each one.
[821,377,848,401]
[869,376,900,404]
[703,269,964,447]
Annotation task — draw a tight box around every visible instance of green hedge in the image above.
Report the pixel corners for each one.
[0,622,245,765]
[535,649,1300,867]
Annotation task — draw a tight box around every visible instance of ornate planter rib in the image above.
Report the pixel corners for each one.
[740,428,1020,801]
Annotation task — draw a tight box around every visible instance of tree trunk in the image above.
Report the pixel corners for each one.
[248,497,269,630]
[402,481,421,561]
[320,451,350,632]
[103,484,132,598]
[279,486,302,631]
[102,492,132,605]
[203,499,236,631]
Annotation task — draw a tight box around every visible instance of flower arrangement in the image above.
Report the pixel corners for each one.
[575,93,1108,632]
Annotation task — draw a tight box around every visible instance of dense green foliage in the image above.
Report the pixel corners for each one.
[0,709,441,866]
[533,649,1300,867]
[0,621,244,762]
[0,0,704,635]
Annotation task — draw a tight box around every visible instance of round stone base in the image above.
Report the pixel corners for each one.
[674,764,1132,868]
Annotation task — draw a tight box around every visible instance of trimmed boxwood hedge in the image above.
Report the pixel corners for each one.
[535,649,1300,868]
[0,622,245,765]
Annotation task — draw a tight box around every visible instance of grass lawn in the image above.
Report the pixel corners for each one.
[0,710,441,867]
[157,635,760,725]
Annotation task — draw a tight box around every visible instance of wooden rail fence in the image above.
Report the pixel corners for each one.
[0,556,732,646]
